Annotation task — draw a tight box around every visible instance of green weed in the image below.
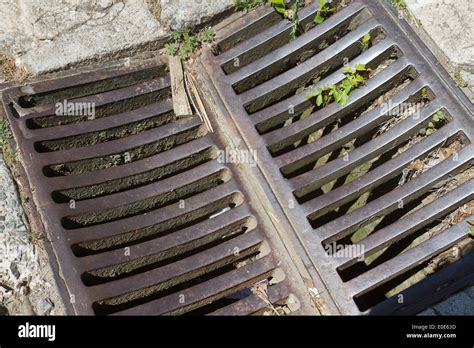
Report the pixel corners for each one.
[166,27,215,60]
[314,0,336,24]
[235,0,266,12]
[426,110,447,135]
[307,64,369,107]
[270,0,304,40]
[0,118,12,150]
[454,67,469,88]
[361,33,371,50]
[391,0,407,11]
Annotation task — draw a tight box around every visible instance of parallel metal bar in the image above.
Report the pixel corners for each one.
[250,40,400,131]
[60,160,227,215]
[317,144,472,244]
[347,219,472,296]
[228,3,368,92]
[335,179,474,269]
[294,102,442,200]
[241,19,382,113]
[77,204,254,271]
[46,136,216,190]
[275,78,425,171]
[39,117,204,164]
[88,230,265,303]
[65,180,242,243]
[20,77,171,121]
[266,61,416,157]
[208,282,290,316]
[30,99,173,141]
[113,255,276,315]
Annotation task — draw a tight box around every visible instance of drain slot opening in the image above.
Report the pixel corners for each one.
[52,146,217,202]
[352,223,473,312]
[81,217,255,286]
[26,82,171,129]
[183,278,287,316]
[91,246,266,316]
[292,86,435,202]
[253,44,402,134]
[243,27,387,114]
[338,193,473,283]
[271,68,418,161]
[18,64,168,108]
[308,126,462,229]
[221,0,353,74]
[231,7,373,94]
[71,192,244,256]
[62,168,231,229]
[35,108,175,152]
[43,123,207,177]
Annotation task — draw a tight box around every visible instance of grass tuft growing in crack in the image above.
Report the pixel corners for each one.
[0,118,16,164]
[235,0,266,12]
[0,118,11,149]
[454,67,469,88]
[391,0,407,11]
[165,27,215,60]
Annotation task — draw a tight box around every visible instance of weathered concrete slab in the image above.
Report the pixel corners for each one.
[405,0,473,68]
[159,0,234,30]
[1,0,168,75]
[405,0,473,101]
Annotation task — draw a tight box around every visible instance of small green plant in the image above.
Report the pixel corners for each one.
[425,111,446,135]
[0,118,16,164]
[314,0,336,24]
[270,0,287,15]
[391,0,415,23]
[29,230,44,244]
[165,43,178,56]
[200,27,215,43]
[433,111,446,123]
[391,0,407,11]
[270,0,304,40]
[0,118,12,150]
[454,67,469,88]
[420,86,431,101]
[307,64,368,107]
[166,27,215,60]
[361,33,371,50]
[469,220,474,237]
[3,148,16,164]
[235,0,266,12]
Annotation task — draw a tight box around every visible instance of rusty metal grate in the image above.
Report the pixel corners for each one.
[198,0,474,314]
[0,58,308,316]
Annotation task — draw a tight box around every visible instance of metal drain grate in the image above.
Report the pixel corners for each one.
[0,58,306,316]
[199,0,474,314]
